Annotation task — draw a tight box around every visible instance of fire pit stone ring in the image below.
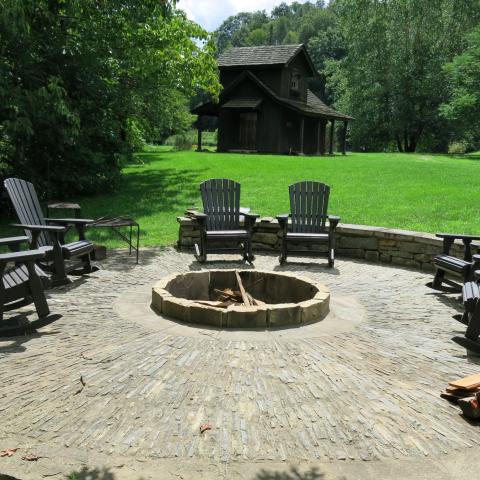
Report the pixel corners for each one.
[151,270,330,329]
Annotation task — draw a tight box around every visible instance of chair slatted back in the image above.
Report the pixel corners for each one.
[4,178,50,247]
[200,179,241,231]
[289,181,330,233]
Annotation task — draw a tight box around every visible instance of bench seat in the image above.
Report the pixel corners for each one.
[434,254,471,276]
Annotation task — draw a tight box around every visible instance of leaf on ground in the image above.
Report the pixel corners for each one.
[22,453,42,461]
[200,423,212,434]
[1,448,19,457]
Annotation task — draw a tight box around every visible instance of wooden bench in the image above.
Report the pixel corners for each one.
[432,233,480,291]
[4,178,95,285]
[453,272,480,354]
[193,179,258,263]
[277,181,340,267]
[0,236,54,336]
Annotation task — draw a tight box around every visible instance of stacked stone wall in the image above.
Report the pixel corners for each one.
[177,216,474,272]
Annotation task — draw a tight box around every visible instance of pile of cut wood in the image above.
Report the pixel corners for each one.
[195,271,265,309]
[441,373,480,419]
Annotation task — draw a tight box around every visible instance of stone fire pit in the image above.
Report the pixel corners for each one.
[151,270,330,329]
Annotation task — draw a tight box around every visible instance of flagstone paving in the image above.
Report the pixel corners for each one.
[1,248,479,479]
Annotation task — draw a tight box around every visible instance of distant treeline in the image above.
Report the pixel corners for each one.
[213,0,480,153]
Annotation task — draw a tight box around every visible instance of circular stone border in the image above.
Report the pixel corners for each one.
[151,270,330,329]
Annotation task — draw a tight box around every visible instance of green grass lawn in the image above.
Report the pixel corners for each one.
[2,146,480,248]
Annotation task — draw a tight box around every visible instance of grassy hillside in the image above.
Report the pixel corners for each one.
[2,146,480,247]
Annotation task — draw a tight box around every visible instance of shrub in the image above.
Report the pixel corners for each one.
[174,133,194,151]
[448,141,469,155]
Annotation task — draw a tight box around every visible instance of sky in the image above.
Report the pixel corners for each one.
[178,0,310,32]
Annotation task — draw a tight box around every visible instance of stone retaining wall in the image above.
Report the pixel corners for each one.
[177,215,475,272]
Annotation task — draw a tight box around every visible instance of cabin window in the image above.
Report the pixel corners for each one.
[290,71,301,95]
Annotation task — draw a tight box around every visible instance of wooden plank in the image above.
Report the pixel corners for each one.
[222,178,229,228]
[299,181,306,233]
[235,271,252,306]
[449,373,480,390]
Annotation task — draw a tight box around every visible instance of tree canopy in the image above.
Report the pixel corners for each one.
[440,24,480,142]
[0,0,221,197]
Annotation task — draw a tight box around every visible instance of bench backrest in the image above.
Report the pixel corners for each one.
[4,178,50,247]
[289,181,330,233]
[200,178,241,231]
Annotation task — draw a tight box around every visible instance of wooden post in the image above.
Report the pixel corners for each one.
[328,120,335,155]
[299,116,305,154]
[196,128,203,152]
[341,121,348,155]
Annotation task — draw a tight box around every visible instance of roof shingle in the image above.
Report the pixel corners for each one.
[218,44,303,68]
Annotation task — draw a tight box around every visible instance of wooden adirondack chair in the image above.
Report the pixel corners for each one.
[277,181,340,267]
[4,178,94,285]
[0,236,52,335]
[452,273,480,354]
[431,233,480,291]
[193,179,259,263]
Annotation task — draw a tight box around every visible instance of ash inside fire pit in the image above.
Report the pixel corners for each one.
[151,270,330,329]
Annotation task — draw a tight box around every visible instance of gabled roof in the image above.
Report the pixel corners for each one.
[192,70,352,121]
[283,90,353,120]
[218,44,316,75]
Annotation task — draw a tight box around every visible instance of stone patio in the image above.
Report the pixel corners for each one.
[1,248,480,480]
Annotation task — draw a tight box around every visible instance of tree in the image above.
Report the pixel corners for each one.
[0,0,221,197]
[326,0,480,152]
[440,24,480,146]
[246,28,269,46]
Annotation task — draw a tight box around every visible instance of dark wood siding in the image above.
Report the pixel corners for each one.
[220,66,283,95]
[281,55,311,102]
[256,99,282,153]
[303,117,318,155]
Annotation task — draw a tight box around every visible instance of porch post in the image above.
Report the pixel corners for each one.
[196,128,203,152]
[328,120,335,155]
[299,116,305,154]
[341,121,348,155]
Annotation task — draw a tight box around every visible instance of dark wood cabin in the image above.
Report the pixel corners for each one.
[192,44,352,155]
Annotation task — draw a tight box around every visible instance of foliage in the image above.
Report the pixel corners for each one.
[448,141,470,155]
[3,146,478,247]
[326,0,480,152]
[0,0,221,198]
[173,133,195,151]
[440,24,480,149]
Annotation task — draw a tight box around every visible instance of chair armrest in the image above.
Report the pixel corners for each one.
[436,233,480,260]
[436,233,480,241]
[276,214,289,223]
[243,212,259,220]
[0,236,29,247]
[11,223,66,233]
[192,212,207,219]
[0,249,46,264]
[45,218,94,226]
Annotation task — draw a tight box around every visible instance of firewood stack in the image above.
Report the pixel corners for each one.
[194,271,266,309]
[441,373,480,420]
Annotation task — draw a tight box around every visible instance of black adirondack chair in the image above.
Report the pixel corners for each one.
[193,179,259,263]
[1,236,51,335]
[277,181,340,267]
[431,233,480,291]
[452,273,480,354]
[4,178,94,285]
